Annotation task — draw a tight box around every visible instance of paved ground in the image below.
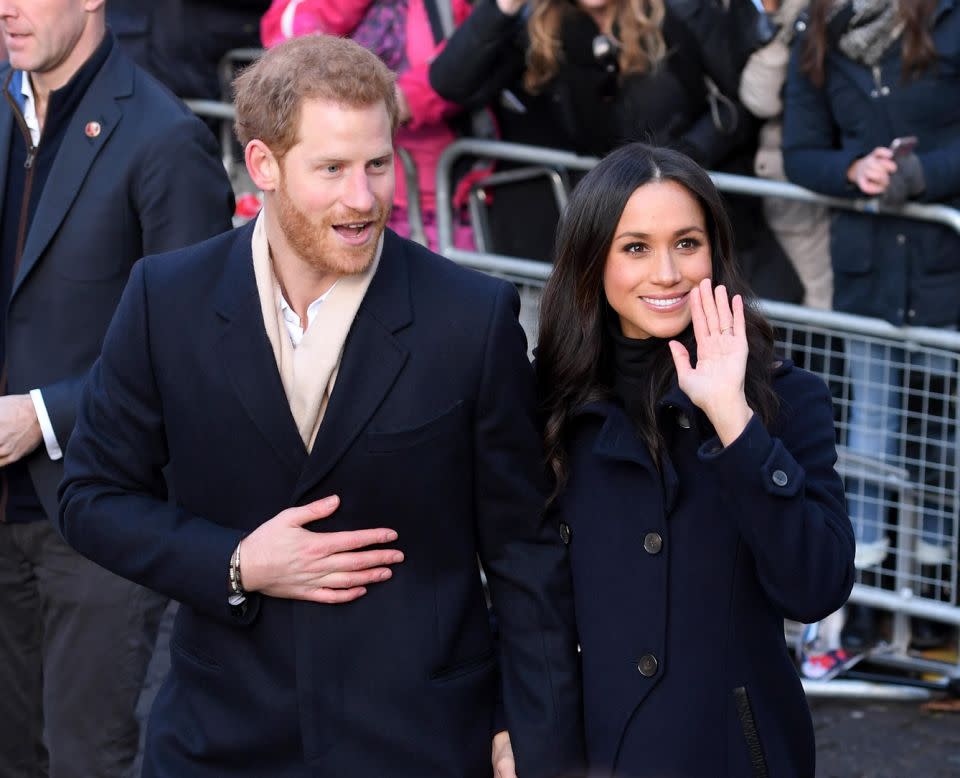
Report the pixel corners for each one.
[812,696,960,777]
[137,605,960,776]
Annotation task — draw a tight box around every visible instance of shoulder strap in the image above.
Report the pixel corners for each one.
[423,0,455,44]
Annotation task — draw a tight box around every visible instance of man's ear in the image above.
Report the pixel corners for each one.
[246,140,280,193]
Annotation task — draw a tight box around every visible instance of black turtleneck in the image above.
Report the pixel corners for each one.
[609,320,671,426]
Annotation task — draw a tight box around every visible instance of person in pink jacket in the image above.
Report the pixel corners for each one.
[261,0,475,250]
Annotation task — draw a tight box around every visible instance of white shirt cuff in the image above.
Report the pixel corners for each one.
[29,389,63,461]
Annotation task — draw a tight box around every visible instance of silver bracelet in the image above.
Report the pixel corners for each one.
[228,540,246,607]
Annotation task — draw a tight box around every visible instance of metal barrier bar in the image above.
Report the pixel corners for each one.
[395,147,428,247]
[801,679,932,700]
[184,99,235,121]
[436,138,960,254]
[709,172,960,235]
[761,300,960,351]
[222,47,264,65]
[851,583,960,624]
[184,99,237,175]
[445,247,552,281]
[436,140,596,253]
[218,48,263,98]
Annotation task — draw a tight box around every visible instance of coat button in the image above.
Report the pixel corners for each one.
[643,532,663,555]
[896,233,906,245]
[771,469,789,487]
[880,86,890,96]
[676,412,691,429]
[637,653,659,677]
[559,523,572,545]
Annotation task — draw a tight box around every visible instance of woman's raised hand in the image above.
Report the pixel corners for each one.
[668,278,754,446]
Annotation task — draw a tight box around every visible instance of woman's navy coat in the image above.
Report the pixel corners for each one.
[558,362,855,777]
[782,0,960,326]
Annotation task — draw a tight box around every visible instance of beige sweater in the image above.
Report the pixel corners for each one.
[251,210,381,451]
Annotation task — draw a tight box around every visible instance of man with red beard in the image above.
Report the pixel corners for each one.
[57,34,584,778]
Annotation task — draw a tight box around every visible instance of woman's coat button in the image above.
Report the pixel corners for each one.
[637,654,659,677]
[772,469,789,487]
[676,412,691,429]
[643,532,663,555]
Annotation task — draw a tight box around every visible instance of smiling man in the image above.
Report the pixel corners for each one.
[58,35,584,778]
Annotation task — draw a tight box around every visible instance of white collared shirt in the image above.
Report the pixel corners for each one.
[19,72,41,146]
[18,73,59,459]
[279,282,338,347]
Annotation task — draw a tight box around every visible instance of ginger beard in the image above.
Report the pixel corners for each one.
[274,168,391,278]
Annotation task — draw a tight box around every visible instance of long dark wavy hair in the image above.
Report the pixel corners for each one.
[801,0,938,87]
[536,143,779,493]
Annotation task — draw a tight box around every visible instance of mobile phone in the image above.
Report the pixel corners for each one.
[890,136,918,158]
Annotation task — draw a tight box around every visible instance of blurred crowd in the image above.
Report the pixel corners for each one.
[86,0,959,318]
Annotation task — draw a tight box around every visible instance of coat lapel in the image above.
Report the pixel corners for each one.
[0,82,10,222]
[291,231,412,503]
[11,48,127,300]
[214,222,307,476]
[583,388,701,516]
[586,403,654,469]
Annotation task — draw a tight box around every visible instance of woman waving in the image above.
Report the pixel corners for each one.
[536,143,855,776]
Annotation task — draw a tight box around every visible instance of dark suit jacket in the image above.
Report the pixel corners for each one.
[0,40,234,519]
[59,223,584,777]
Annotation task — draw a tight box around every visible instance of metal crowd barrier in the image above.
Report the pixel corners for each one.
[435,138,960,694]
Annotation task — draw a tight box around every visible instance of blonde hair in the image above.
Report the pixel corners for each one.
[524,0,667,94]
[233,34,399,157]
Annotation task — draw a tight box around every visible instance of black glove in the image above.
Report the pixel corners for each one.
[881,152,926,207]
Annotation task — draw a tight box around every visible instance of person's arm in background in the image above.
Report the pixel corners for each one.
[668,0,758,96]
[260,0,374,46]
[395,0,474,129]
[739,37,789,120]
[739,0,809,120]
[911,138,960,203]
[259,0,467,130]
[781,35,866,196]
[428,0,528,112]
[660,9,759,169]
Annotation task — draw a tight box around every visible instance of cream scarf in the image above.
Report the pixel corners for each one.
[251,210,381,452]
